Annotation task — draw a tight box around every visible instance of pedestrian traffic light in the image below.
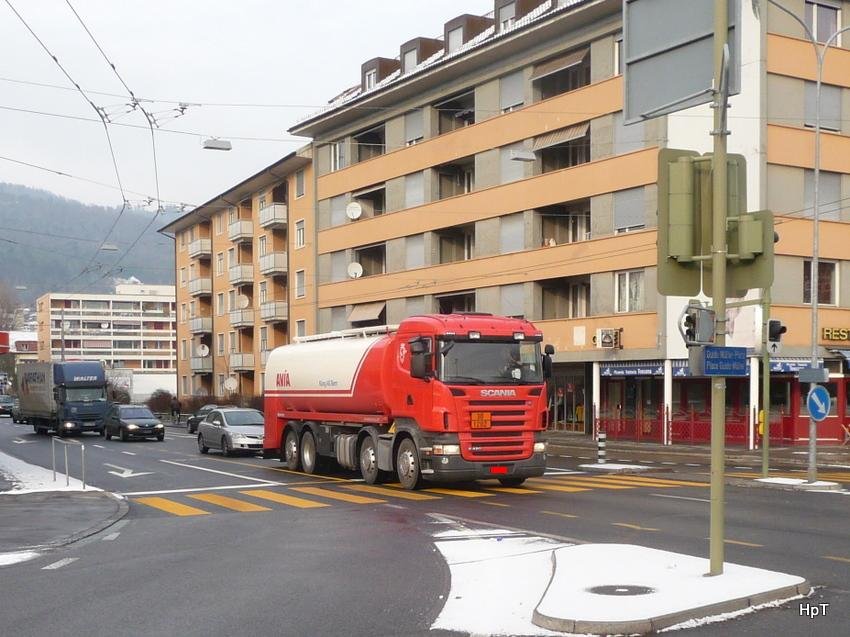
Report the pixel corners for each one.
[768,319,786,343]
[681,304,715,347]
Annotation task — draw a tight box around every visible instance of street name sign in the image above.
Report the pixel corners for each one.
[703,346,748,377]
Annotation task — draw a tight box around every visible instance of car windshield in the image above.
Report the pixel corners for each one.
[0,396,13,404]
[66,387,107,402]
[437,340,544,385]
[120,407,155,419]
[224,411,264,426]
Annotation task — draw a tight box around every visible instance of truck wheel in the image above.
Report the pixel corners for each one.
[282,429,301,471]
[498,477,526,487]
[359,437,383,485]
[300,430,319,474]
[396,438,423,490]
[198,434,209,454]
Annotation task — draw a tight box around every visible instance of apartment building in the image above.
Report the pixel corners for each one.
[36,283,176,399]
[160,151,312,401]
[284,0,850,446]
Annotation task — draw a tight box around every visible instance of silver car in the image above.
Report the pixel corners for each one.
[197,408,264,456]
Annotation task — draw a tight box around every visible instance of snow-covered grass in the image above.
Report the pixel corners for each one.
[0,449,99,494]
[0,550,40,567]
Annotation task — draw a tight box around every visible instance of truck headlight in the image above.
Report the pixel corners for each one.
[63,422,75,429]
[533,442,547,453]
[433,444,460,455]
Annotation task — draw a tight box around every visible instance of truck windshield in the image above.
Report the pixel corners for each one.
[65,387,107,402]
[437,340,543,385]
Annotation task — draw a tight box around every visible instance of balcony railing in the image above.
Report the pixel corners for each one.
[258,203,288,229]
[260,301,289,323]
[229,309,255,328]
[229,352,254,370]
[189,317,212,334]
[188,277,212,297]
[190,357,212,373]
[228,220,254,243]
[258,251,288,276]
[188,238,212,259]
[228,264,254,286]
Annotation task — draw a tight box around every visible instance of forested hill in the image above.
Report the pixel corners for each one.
[0,183,175,305]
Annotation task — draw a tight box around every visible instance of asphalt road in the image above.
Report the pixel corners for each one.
[1,416,848,636]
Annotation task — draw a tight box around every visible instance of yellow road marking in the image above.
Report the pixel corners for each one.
[479,501,510,507]
[291,486,385,504]
[240,489,329,508]
[422,487,493,498]
[541,510,578,519]
[723,539,763,547]
[344,484,440,501]
[526,480,590,493]
[612,522,658,531]
[823,555,850,564]
[135,497,209,517]
[605,475,709,488]
[548,477,635,490]
[187,493,271,512]
[485,486,542,494]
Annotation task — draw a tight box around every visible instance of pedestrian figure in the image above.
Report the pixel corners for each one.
[170,396,181,422]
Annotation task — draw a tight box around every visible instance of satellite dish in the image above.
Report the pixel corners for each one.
[347,262,363,279]
[223,377,238,391]
[196,343,210,357]
[345,202,362,220]
[100,322,109,329]
[237,294,250,309]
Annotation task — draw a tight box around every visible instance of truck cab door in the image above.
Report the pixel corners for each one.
[400,337,435,428]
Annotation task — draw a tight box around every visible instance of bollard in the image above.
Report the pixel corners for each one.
[597,431,607,465]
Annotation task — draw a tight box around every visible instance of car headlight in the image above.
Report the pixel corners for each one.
[64,422,75,429]
[533,442,547,453]
[432,444,460,455]
[155,424,164,429]
[127,424,139,430]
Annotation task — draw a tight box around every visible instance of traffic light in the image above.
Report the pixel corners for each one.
[768,319,786,343]
[681,304,716,347]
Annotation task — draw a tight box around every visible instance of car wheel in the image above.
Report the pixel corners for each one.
[282,429,301,471]
[498,477,526,487]
[105,428,112,441]
[156,433,165,442]
[396,438,423,490]
[120,428,128,442]
[198,434,208,454]
[98,428,104,437]
[359,436,383,485]
[221,437,231,457]
[300,430,318,474]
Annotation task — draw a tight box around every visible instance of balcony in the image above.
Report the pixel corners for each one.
[228,220,254,243]
[229,264,254,286]
[258,203,288,229]
[188,238,212,259]
[229,353,255,371]
[260,301,289,323]
[229,309,255,328]
[188,277,212,297]
[188,317,212,334]
[190,357,212,374]
[258,251,288,276]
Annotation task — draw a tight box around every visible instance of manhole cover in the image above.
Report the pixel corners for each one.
[587,585,655,596]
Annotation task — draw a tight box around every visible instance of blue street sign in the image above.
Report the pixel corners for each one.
[806,385,830,422]
[703,346,748,377]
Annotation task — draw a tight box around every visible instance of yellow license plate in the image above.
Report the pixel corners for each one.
[470,412,491,429]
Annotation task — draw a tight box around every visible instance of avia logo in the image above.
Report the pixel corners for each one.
[276,371,291,388]
[480,389,517,397]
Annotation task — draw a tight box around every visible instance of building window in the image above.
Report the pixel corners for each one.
[215,213,223,235]
[804,81,841,131]
[804,260,836,305]
[296,319,306,338]
[536,123,590,173]
[437,157,474,199]
[613,187,646,233]
[437,225,474,263]
[614,36,623,76]
[329,140,346,172]
[405,109,424,146]
[258,235,267,256]
[180,339,187,361]
[405,172,425,208]
[542,278,590,319]
[616,270,645,313]
[228,331,237,353]
[498,1,516,31]
[365,68,377,90]
[180,231,187,248]
[805,1,840,43]
[437,291,475,314]
[228,290,235,311]
[499,213,525,254]
[531,48,590,101]
[181,376,189,395]
[435,90,475,134]
[216,293,224,316]
[180,267,187,287]
[259,281,267,304]
[259,326,268,352]
[295,220,305,248]
[217,333,225,356]
[354,124,385,162]
[354,244,386,277]
[500,70,524,112]
[217,374,225,396]
[405,234,425,270]
[216,252,224,276]
[180,303,187,322]
[295,169,305,198]
[295,270,306,299]
[803,169,842,220]
[447,26,463,52]
[402,48,417,73]
[189,300,196,318]
[540,202,590,246]
[228,207,236,224]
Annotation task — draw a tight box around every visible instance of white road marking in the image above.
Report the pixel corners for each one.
[103,463,152,479]
[159,459,283,483]
[661,462,677,465]
[685,463,702,467]
[121,483,286,496]
[650,493,710,503]
[102,533,120,541]
[12,439,36,444]
[733,466,751,470]
[93,444,105,449]
[121,451,136,456]
[42,558,78,570]
[544,468,583,475]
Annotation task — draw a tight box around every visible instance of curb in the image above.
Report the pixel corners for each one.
[25,492,130,551]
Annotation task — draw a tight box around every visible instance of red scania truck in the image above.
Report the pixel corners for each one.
[263,313,553,489]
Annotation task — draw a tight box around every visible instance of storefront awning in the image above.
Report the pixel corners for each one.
[769,357,823,373]
[532,122,589,152]
[347,301,385,323]
[831,349,850,362]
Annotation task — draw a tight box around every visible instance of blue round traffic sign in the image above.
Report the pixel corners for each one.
[806,385,830,422]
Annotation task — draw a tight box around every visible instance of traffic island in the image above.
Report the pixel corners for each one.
[578,462,660,474]
[756,477,842,491]
[532,544,810,635]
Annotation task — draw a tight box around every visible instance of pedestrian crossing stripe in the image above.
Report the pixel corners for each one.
[344,484,440,500]
[187,493,272,512]
[599,475,709,488]
[135,496,210,517]
[526,479,590,493]
[546,477,635,490]
[421,487,494,498]
[291,486,385,505]
[240,489,330,509]
[485,486,543,494]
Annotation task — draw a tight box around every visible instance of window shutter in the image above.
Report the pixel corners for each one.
[405,110,424,143]
[613,187,645,231]
[500,71,524,110]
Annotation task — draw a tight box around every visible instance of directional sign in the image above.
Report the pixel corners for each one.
[806,385,830,423]
[767,341,782,357]
[103,463,152,479]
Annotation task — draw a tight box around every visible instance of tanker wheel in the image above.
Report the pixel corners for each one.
[359,436,383,485]
[396,438,423,490]
[300,430,319,475]
[282,429,301,471]
[498,477,526,487]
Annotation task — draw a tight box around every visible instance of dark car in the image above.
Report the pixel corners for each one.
[187,403,218,434]
[104,404,165,441]
[197,408,264,456]
[0,395,14,417]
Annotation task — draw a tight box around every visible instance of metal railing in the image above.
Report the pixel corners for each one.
[51,436,87,489]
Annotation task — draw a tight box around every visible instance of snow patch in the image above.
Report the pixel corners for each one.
[0,449,99,494]
[0,550,40,567]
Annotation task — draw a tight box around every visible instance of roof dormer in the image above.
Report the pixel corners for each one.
[361,57,401,92]
[399,37,444,74]
[443,14,494,53]
[494,0,549,33]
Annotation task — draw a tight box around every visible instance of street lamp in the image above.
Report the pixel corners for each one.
[766,0,850,483]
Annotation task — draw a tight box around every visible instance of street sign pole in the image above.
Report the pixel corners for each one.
[762,289,770,478]
[709,0,729,577]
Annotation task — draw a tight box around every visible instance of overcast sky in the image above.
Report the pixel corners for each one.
[1,0,495,210]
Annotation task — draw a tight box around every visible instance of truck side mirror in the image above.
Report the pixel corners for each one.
[409,337,433,380]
